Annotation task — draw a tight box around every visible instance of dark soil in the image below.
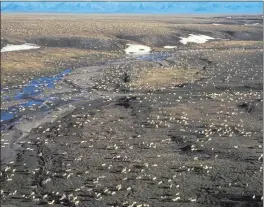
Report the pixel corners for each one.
[26,36,128,51]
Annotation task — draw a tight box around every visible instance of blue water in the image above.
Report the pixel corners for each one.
[22,100,46,107]
[1,68,71,122]
[1,112,15,122]
[135,52,171,61]
[15,69,71,100]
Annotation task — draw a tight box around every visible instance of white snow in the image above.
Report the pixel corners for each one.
[124,44,151,55]
[164,45,177,49]
[179,34,215,44]
[1,43,40,53]
[212,23,222,26]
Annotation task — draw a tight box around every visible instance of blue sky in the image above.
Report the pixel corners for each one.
[1,2,263,14]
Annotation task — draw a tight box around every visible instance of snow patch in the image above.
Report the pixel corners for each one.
[125,44,151,55]
[1,43,40,53]
[212,23,222,26]
[180,34,215,44]
[164,45,177,49]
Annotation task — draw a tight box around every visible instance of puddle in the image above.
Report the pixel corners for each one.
[1,69,71,123]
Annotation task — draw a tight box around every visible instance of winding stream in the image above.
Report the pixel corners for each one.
[1,52,172,130]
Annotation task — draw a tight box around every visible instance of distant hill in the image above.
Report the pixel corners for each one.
[0,2,262,14]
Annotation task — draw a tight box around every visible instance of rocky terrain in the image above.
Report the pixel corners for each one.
[1,14,263,207]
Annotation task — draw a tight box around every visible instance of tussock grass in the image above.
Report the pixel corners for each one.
[1,47,118,72]
[1,47,120,87]
[190,40,263,49]
[131,67,201,90]
[1,15,170,39]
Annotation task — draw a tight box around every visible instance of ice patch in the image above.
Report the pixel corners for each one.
[125,44,151,55]
[164,46,177,49]
[1,43,40,53]
[179,34,215,44]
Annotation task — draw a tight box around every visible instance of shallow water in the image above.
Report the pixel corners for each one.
[1,52,172,125]
[1,68,71,123]
[135,52,171,61]
[1,111,15,122]
[15,69,71,100]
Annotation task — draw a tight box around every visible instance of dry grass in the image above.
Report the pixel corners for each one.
[1,14,258,44]
[2,14,261,47]
[2,14,261,53]
[1,14,261,87]
[1,47,119,72]
[2,14,255,40]
[188,40,263,49]
[131,67,201,90]
[1,47,120,87]
[160,40,263,52]
[1,15,170,39]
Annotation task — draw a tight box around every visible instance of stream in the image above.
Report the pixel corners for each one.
[0,52,172,130]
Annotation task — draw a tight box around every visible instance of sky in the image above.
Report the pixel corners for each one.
[0,2,263,14]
